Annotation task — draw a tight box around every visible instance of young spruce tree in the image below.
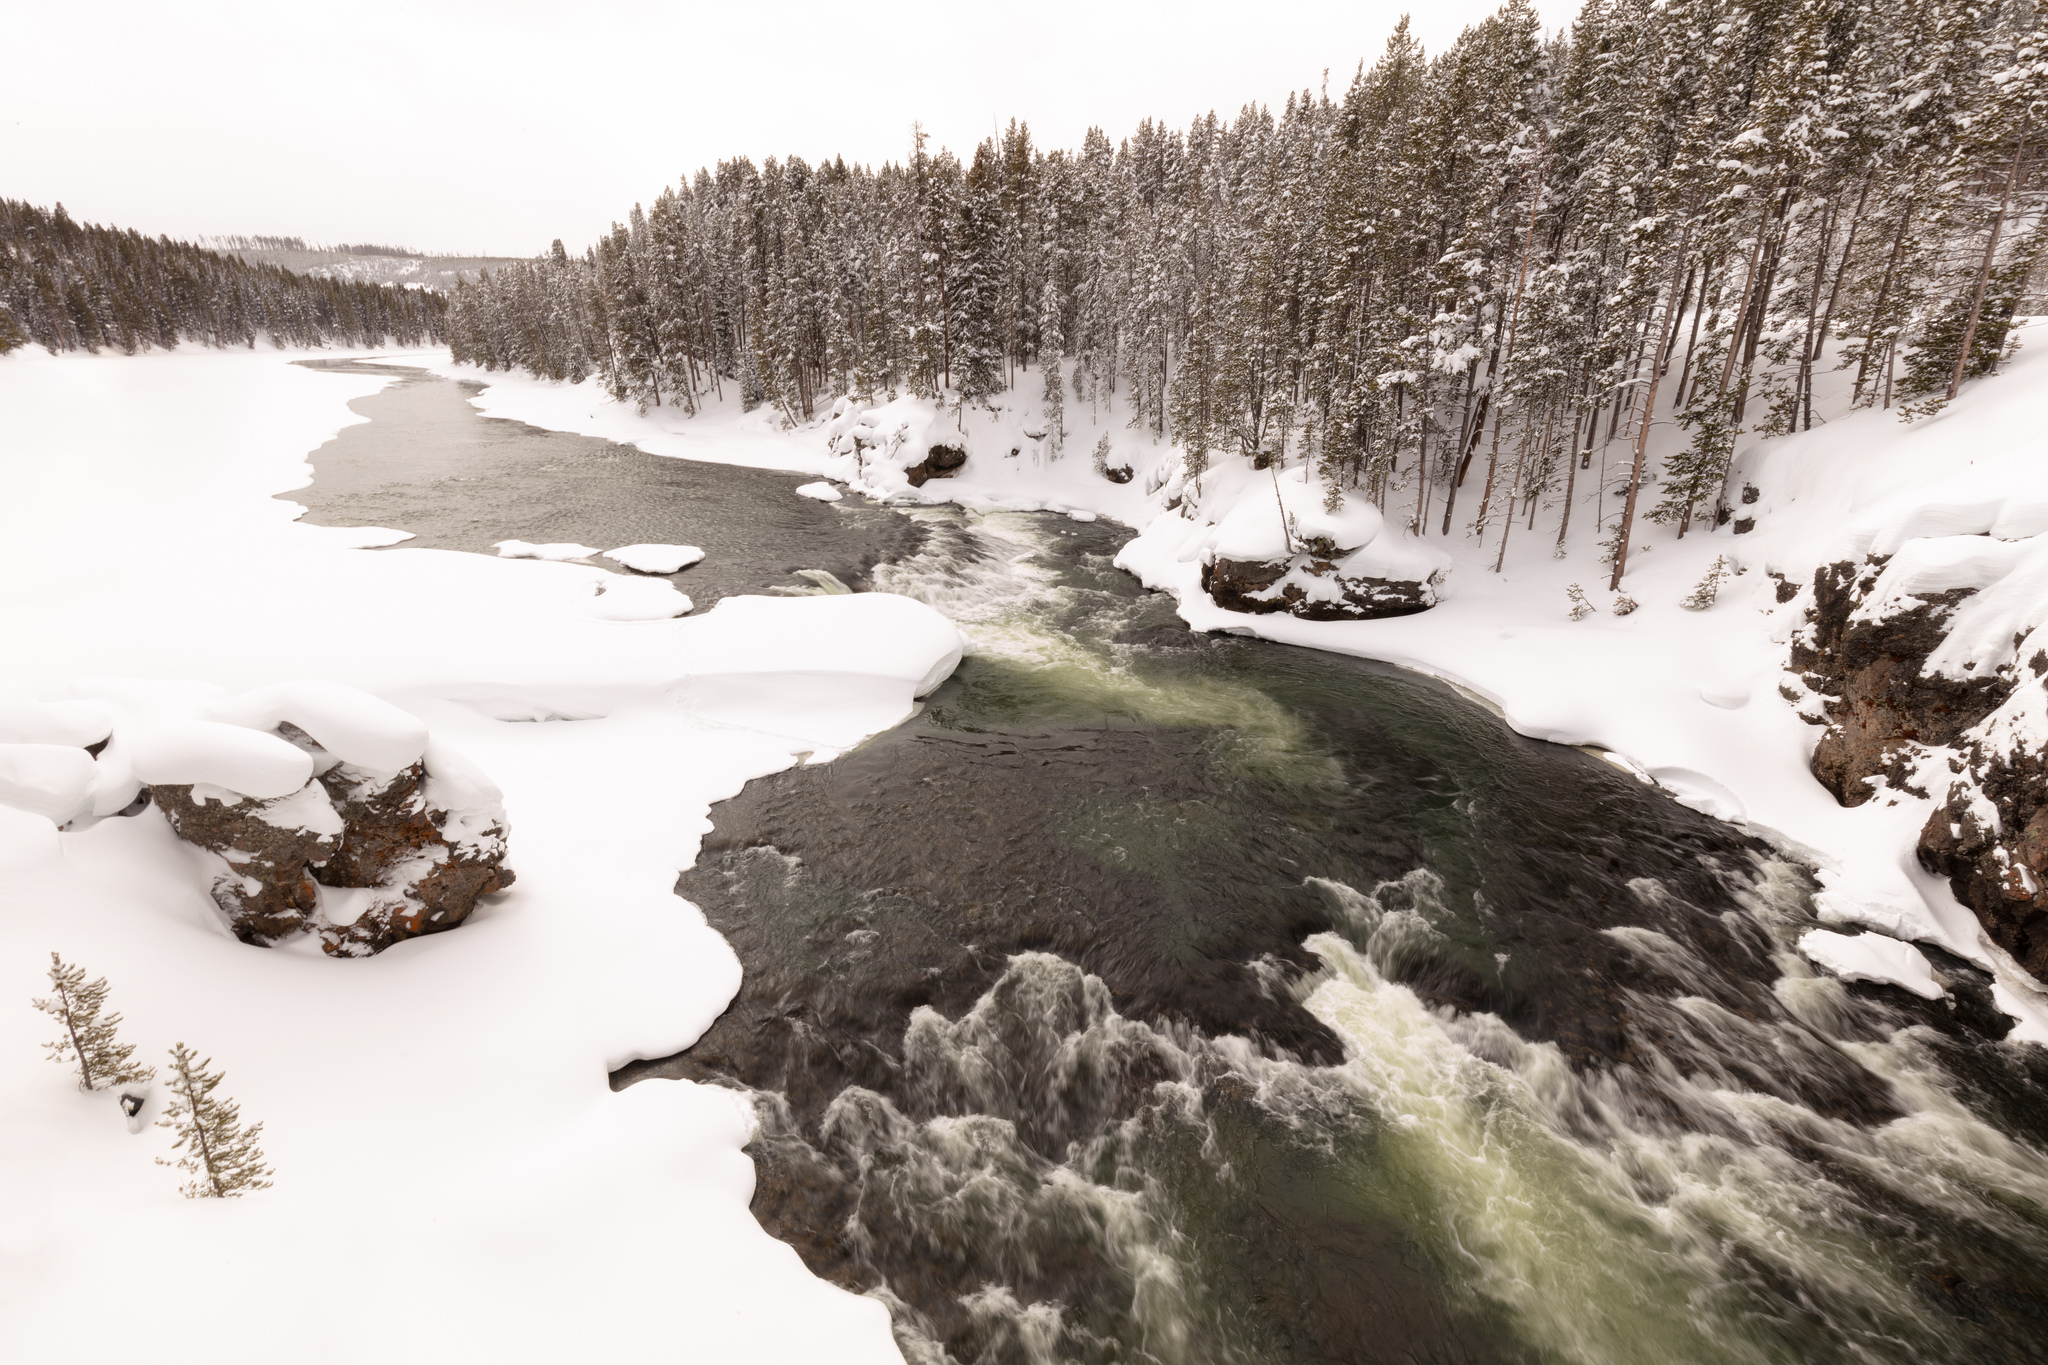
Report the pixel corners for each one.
[156,1043,274,1198]
[34,952,153,1092]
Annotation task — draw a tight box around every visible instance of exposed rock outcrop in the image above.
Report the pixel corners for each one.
[1919,716,2048,979]
[1789,548,2048,978]
[1789,557,2004,805]
[904,442,967,488]
[155,731,512,956]
[1201,553,1438,621]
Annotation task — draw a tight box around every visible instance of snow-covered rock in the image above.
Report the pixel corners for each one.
[154,737,514,957]
[793,481,844,502]
[1195,466,1450,620]
[1786,532,2048,984]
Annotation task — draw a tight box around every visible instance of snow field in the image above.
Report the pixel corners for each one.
[432,342,2048,1034]
[0,344,963,1364]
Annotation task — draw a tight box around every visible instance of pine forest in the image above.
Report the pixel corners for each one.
[444,0,2048,578]
[0,199,447,356]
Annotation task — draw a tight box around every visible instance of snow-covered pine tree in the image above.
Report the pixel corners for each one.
[1681,555,1728,609]
[1039,287,1065,455]
[155,1043,273,1199]
[1566,582,1594,621]
[34,952,153,1092]
[1612,591,1639,616]
[950,142,1008,405]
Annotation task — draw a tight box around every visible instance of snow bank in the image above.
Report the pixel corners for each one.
[0,744,99,824]
[672,593,966,749]
[0,345,950,1365]
[208,680,430,773]
[604,543,704,574]
[587,575,693,621]
[1210,465,1388,561]
[1798,928,1946,1000]
[0,687,114,747]
[125,721,315,799]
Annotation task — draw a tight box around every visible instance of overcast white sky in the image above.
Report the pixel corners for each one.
[3,0,1576,257]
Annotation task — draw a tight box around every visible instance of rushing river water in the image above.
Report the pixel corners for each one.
[298,361,2048,1365]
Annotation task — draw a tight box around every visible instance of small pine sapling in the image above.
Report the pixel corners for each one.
[1681,555,1729,610]
[1092,432,1112,478]
[1566,583,1594,621]
[1612,592,1640,617]
[33,952,154,1092]
[156,1043,274,1198]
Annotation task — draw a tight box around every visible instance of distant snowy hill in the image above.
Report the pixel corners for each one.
[210,240,527,293]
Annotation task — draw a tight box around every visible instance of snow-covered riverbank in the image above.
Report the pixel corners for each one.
[430,339,2048,1041]
[0,345,956,1363]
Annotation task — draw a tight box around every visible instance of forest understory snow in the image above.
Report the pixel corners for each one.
[426,327,2048,1044]
[0,344,958,1364]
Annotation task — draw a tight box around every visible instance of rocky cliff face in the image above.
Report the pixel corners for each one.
[1789,558,2007,806]
[1790,553,2048,977]
[154,727,512,956]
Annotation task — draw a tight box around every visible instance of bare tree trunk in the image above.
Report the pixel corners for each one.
[1494,412,1536,572]
[1732,232,1782,425]
[1555,369,1593,552]
[1714,215,1770,400]
[1815,172,1873,362]
[1610,225,1693,592]
[1675,251,1713,409]
[1798,201,1835,430]
[1948,137,2029,401]
[1411,417,1433,536]
[1854,202,1914,406]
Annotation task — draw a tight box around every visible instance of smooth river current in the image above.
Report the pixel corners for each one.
[296,360,2048,1365]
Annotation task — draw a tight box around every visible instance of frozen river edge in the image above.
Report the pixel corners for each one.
[0,345,957,1365]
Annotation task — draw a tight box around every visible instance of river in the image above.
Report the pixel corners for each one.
[295,360,2048,1365]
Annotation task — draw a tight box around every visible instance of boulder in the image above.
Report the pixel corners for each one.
[154,727,512,956]
[904,442,967,488]
[1199,468,1448,621]
[1202,553,1437,621]
[154,781,339,942]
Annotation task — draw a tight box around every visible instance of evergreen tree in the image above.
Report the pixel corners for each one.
[1681,555,1729,609]
[155,1043,274,1199]
[33,952,153,1092]
[951,143,1008,404]
[1039,288,1065,454]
